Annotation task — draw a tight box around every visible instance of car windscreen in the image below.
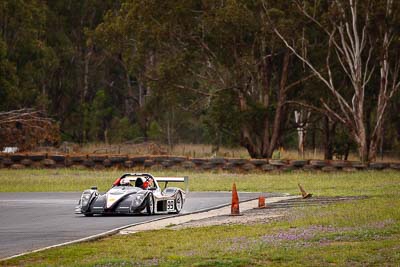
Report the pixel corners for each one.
[109,187,139,195]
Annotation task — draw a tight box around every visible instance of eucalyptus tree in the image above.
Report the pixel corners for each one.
[95,0,314,158]
[273,0,400,162]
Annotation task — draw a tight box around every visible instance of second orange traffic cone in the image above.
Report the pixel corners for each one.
[231,182,240,215]
[258,196,266,208]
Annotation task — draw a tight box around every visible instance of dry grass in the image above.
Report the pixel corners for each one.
[76,143,400,162]
[170,144,249,158]
[76,143,249,158]
[35,142,400,162]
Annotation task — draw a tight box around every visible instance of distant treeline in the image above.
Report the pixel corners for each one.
[0,1,399,161]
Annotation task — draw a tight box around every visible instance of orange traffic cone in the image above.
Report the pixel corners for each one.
[231,182,240,215]
[298,183,312,199]
[258,196,266,209]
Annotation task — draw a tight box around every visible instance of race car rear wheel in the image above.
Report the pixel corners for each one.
[146,194,154,215]
[174,192,183,214]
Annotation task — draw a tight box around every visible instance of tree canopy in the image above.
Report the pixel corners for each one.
[0,0,399,161]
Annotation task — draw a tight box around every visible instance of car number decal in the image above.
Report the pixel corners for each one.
[167,200,175,211]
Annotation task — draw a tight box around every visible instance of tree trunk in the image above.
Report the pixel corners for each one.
[323,116,336,160]
[239,91,262,158]
[266,51,290,157]
[241,125,261,158]
[261,54,272,157]
[357,129,369,163]
[261,58,272,158]
[104,129,109,145]
[344,142,350,160]
[295,110,310,159]
[83,48,92,103]
[369,123,384,162]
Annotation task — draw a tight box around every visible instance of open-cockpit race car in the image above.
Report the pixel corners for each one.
[75,173,188,216]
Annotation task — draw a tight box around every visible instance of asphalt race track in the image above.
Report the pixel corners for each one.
[0,191,280,259]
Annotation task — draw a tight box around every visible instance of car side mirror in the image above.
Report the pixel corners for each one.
[148,187,157,191]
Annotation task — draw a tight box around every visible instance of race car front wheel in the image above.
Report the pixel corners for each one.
[146,194,155,215]
[175,192,183,214]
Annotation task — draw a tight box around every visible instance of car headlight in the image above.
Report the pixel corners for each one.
[81,194,91,205]
[134,194,146,205]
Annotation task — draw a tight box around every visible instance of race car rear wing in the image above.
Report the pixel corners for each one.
[119,173,189,193]
[155,176,189,193]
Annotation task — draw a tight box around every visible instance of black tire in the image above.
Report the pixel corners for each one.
[83,213,93,217]
[146,194,155,215]
[174,192,183,214]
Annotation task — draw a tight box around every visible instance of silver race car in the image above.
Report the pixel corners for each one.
[75,173,188,216]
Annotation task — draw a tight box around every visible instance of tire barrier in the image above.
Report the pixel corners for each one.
[0,153,399,172]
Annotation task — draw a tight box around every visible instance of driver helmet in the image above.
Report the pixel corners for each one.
[120,178,131,186]
[135,177,149,189]
[142,180,149,189]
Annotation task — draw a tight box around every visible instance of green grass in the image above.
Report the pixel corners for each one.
[1,169,400,266]
[0,169,398,197]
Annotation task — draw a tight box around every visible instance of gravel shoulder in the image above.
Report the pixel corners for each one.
[119,196,300,234]
[120,195,366,234]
